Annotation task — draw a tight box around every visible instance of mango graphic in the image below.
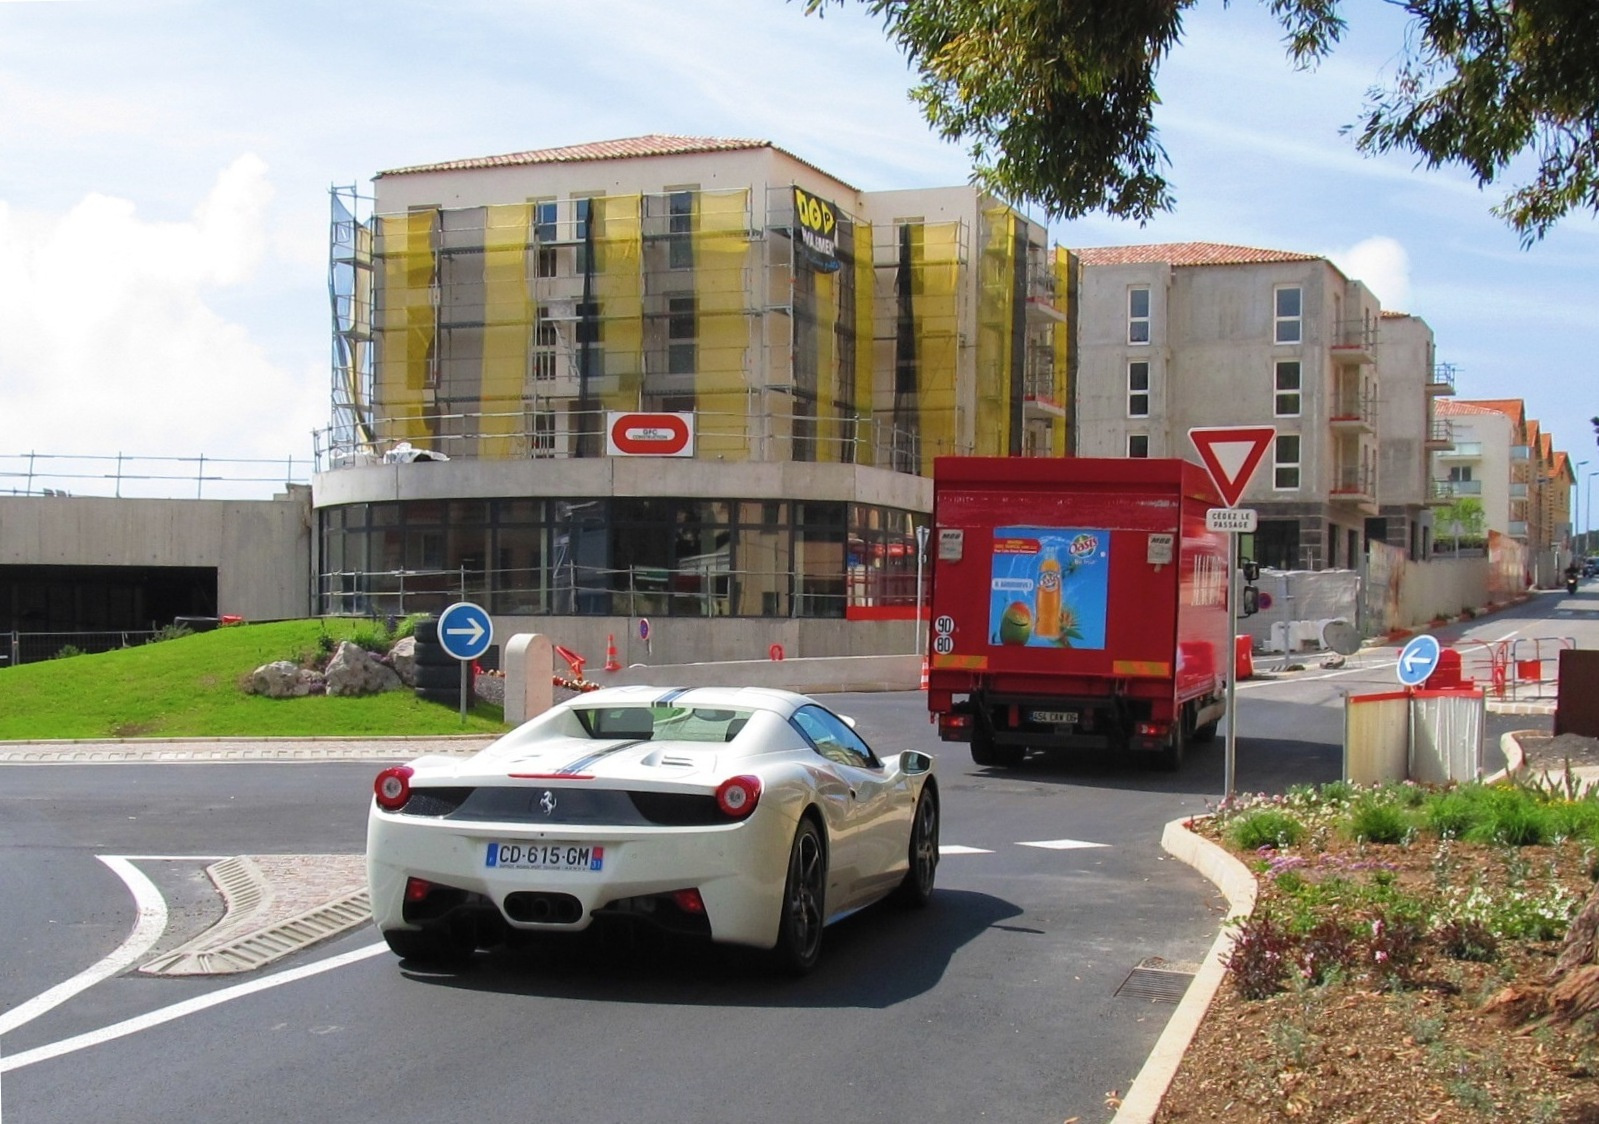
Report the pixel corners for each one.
[998,601,1033,645]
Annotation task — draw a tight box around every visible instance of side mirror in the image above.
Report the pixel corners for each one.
[1240,558,1261,582]
[1242,586,1260,617]
[900,750,933,776]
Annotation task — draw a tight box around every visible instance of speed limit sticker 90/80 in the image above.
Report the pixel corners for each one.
[933,615,954,635]
[932,634,955,655]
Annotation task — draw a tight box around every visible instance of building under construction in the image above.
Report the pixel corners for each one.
[317,135,1077,663]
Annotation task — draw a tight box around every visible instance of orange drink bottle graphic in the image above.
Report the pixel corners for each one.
[1035,547,1062,639]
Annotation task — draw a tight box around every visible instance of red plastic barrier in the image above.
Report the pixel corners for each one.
[768,643,784,661]
[1234,635,1253,681]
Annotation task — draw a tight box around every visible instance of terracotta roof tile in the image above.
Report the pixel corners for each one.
[1436,399,1508,418]
[1076,242,1324,267]
[378,134,843,183]
[1455,398,1527,426]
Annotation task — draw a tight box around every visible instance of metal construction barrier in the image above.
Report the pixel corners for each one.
[1439,636,1573,702]
[1345,688,1485,785]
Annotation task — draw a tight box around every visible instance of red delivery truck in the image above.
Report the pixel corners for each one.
[925,457,1231,770]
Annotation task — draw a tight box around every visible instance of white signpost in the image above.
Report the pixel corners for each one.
[1189,425,1276,801]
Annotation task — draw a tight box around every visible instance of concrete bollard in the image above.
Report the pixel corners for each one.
[504,632,554,726]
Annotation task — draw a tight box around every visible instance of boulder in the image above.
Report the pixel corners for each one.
[250,660,321,698]
[325,640,402,697]
[389,635,417,686]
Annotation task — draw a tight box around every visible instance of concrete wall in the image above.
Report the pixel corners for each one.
[0,488,313,621]
[493,613,922,671]
[312,456,931,513]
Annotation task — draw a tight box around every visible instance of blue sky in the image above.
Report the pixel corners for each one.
[3,0,1595,512]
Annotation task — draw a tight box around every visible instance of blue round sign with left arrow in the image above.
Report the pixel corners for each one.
[437,601,493,662]
[1396,633,1441,687]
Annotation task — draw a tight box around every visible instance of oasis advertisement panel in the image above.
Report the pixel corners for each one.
[987,527,1110,649]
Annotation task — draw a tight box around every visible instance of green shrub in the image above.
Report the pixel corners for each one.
[1464,789,1548,847]
[1426,789,1481,839]
[53,644,84,659]
[147,622,194,644]
[1347,798,1413,845]
[1228,809,1306,851]
[350,621,395,654]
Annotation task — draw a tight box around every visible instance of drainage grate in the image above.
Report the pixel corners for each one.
[141,854,371,976]
[1115,957,1197,1003]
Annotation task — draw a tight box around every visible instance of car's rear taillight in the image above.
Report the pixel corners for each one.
[672,889,707,914]
[374,765,414,811]
[715,775,761,818]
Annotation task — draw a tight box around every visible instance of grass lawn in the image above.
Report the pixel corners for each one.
[0,619,512,741]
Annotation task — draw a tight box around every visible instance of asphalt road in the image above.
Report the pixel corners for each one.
[0,587,1587,1124]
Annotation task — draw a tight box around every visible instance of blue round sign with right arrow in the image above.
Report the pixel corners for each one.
[1396,634,1441,687]
[437,601,493,662]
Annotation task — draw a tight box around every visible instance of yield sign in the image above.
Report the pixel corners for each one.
[1188,425,1276,508]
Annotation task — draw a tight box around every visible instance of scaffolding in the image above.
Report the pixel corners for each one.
[325,180,1075,473]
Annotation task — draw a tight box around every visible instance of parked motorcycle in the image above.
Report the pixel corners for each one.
[1570,574,1581,595]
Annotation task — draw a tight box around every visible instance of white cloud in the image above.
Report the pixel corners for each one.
[0,156,325,486]
[1329,236,1412,310]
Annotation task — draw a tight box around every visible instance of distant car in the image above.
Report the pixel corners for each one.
[366,685,940,973]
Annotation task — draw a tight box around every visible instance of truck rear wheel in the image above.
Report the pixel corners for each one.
[1156,718,1186,772]
[970,731,1023,768]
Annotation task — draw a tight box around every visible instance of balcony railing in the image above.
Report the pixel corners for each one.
[1425,417,1454,448]
[1435,479,1483,497]
[1331,463,1376,500]
[1330,319,1377,362]
[1428,363,1458,395]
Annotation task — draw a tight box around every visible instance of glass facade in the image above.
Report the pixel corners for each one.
[318,497,922,621]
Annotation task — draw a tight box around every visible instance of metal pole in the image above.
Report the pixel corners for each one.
[914,524,927,655]
[1224,529,1239,803]
[459,659,469,723]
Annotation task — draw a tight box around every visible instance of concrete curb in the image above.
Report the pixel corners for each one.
[1111,818,1257,1124]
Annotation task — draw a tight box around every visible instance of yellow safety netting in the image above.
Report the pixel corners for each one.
[694,189,752,460]
[373,209,439,445]
[480,203,532,458]
[975,205,1017,458]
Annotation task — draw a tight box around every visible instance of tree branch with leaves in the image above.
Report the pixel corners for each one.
[802,0,1599,241]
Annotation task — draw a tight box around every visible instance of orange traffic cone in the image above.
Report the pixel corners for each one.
[919,658,929,691]
[604,634,621,672]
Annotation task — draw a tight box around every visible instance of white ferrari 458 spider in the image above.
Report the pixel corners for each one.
[367,685,939,973]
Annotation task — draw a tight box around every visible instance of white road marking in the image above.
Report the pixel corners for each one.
[0,857,170,1038]
[938,845,992,855]
[0,943,389,1074]
[1018,838,1108,850]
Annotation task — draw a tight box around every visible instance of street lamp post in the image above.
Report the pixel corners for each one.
[1577,460,1589,560]
[1588,470,1598,558]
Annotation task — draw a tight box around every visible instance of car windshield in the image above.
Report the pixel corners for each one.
[575,705,754,744]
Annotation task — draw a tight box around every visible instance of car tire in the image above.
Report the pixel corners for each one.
[893,787,939,908]
[411,619,440,645]
[382,925,474,967]
[413,664,462,690]
[414,643,457,668]
[772,818,827,975]
[415,686,463,706]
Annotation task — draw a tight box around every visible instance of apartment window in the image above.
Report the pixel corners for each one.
[1274,360,1301,416]
[1127,434,1150,458]
[1448,465,1473,483]
[667,295,696,375]
[531,412,555,458]
[1274,434,1301,489]
[532,311,557,381]
[668,190,694,270]
[1275,286,1302,344]
[1127,361,1150,417]
[534,200,558,278]
[1128,287,1150,344]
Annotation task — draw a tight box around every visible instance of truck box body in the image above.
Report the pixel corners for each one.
[926,457,1230,768]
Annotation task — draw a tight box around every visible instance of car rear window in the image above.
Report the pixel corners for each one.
[577,706,754,743]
